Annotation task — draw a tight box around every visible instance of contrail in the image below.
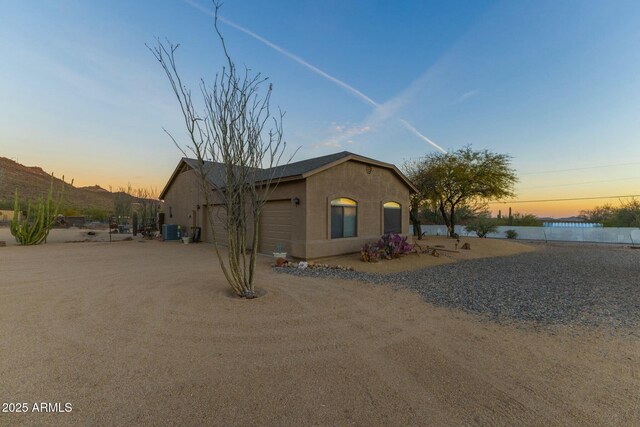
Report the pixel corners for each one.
[399,119,447,153]
[184,0,447,153]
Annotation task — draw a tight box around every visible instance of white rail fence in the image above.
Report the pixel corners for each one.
[414,225,640,245]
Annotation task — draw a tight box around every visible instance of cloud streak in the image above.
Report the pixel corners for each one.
[184,0,446,153]
[453,89,479,104]
[314,123,373,148]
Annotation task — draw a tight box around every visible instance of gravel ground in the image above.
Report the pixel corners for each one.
[277,244,640,328]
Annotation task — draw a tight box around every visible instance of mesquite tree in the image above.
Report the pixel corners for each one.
[10,175,69,245]
[149,3,290,298]
[405,146,517,238]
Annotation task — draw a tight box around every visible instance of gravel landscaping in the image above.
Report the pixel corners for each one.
[277,244,640,328]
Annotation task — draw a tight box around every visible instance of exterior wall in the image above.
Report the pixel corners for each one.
[304,160,411,259]
[162,167,204,238]
[162,160,411,259]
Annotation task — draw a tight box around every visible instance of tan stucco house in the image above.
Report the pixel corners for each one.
[159,151,416,259]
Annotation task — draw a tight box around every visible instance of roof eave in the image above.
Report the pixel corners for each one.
[159,158,191,200]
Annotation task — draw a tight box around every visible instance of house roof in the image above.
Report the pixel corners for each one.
[159,151,416,199]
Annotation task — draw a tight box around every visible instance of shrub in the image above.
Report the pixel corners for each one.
[378,233,414,259]
[464,218,498,238]
[360,242,381,262]
[505,229,518,239]
[361,233,414,262]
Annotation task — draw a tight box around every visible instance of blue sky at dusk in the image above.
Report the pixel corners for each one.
[1,0,639,216]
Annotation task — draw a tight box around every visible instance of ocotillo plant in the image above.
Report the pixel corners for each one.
[10,175,69,245]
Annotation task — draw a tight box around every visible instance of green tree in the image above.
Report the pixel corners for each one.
[495,212,541,226]
[405,146,517,238]
[614,198,640,227]
[61,207,81,217]
[420,201,489,226]
[579,204,616,225]
[580,200,640,227]
[464,216,498,238]
[83,207,109,222]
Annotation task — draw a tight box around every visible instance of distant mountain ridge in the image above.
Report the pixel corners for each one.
[0,156,127,212]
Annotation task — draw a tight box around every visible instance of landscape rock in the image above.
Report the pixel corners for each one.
[276,245,640,330]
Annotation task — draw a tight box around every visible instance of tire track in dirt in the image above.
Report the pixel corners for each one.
[278,277,461,425]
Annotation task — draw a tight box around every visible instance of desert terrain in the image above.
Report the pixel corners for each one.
[1,236,638,426]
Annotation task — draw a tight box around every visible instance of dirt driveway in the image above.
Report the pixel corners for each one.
[1,241,638,425]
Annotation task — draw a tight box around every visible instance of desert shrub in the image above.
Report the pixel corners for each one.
[378,233,413,259]
[61,206,81,216]
[83,207,109,222]
[505,229,518,239]
[496,212,542,226]
[361,233,414,262]
[464,218,498,238]
[360,242,381,262]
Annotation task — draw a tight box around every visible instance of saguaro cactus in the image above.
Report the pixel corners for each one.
[10,175,68,245]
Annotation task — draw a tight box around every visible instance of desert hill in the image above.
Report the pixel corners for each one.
[0,156,138,214]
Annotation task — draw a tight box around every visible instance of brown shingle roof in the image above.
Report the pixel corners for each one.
[160,151,416,199]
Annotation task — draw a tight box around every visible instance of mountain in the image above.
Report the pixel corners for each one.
[0,156,130,213]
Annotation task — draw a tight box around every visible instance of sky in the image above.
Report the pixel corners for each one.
[1,0,639,217]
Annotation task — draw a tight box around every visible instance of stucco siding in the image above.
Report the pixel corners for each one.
[304,160,410,259]
[161,158,410,260]
[162,168,203,237]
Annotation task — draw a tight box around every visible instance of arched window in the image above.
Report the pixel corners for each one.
[383,201,401,234]
[331,198,357,238]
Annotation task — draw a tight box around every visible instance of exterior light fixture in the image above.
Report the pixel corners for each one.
[292,197,300,206]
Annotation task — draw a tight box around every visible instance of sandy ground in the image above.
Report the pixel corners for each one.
[1,240,638,426]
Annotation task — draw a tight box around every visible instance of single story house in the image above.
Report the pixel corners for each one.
[159,151,416,259]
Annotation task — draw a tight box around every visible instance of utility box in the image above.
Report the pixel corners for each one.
[163,224,179,240]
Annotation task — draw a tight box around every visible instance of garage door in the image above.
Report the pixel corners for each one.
[258,200,291,254]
